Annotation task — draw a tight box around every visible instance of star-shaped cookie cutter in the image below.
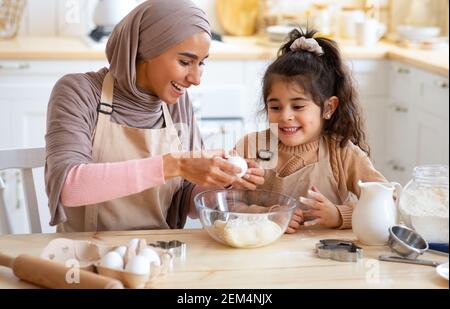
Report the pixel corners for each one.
[315,239,363,262]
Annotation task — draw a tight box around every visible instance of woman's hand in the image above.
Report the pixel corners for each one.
[230,160,265,190]
[286,207,304,234]
[163,150,241,187]
[300,186,342,228]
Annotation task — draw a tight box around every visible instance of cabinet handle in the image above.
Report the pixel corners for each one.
[434,80,449,89]
[395,66,410,74]
[0,63,30,70]
[395,106,408,113]
[392,165,405,172]
[390,104,408,113]
[387,160,406,172]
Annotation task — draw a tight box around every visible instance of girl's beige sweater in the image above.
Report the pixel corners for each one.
[238,133,387,229]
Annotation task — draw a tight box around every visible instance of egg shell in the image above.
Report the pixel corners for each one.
[138,247,161,266]
[127,238,140,254]
[125,255,150,275]
[227,156,248,178]
[114,246,127,258]
[100,251,124,270]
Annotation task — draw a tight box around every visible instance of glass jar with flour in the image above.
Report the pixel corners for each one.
[398,165,449,243]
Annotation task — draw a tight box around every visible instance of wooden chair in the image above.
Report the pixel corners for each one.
[0,147,46,234]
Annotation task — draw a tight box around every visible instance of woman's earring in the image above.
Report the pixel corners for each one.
[325,114,331,119]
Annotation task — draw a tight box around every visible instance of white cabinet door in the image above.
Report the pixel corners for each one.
[0,60,106,233]
[416,71,449,116]
[387,61,449,185]
[389,63,421,105]
[362,98,386,169]
[192,60,247,151]
[350,60,389,175]
[243,60,270,125]
[0,60,107,148]
[0,102,11,149]
[12,100,48,148]
[412,109,449,166]
[412,70,449,166]
[349,59,389,97]
[386,62,421,185]
[384,101,415,185]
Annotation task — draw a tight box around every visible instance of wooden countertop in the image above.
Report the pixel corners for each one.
[0,36,448,76]
[0,228,448,289]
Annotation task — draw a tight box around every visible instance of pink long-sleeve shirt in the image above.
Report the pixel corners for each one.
[60,156,165,207]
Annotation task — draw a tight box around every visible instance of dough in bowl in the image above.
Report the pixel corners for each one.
[214,217,282,248]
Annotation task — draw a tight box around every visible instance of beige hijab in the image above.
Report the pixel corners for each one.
[45,0,210,226]
[106,0,211,114]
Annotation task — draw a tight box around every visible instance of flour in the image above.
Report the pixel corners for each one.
[399,187,449,218]
[213,216,282,248]
[399,187,449,243]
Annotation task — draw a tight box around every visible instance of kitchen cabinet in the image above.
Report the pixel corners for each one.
[0,60,108,149]
[348,59,389,169]
[0,60,106,234]
[386,62,449,185]
[411,69,449,167]
[184,60,247,152]
[191,60,271,151]
[1,57,448,231]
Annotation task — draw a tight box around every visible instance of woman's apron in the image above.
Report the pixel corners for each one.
[258,137,348,219]
[60,72,183,232]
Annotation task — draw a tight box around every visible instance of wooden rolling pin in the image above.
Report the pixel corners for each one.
[0,252,124,289]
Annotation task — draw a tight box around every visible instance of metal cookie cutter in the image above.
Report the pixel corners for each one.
[315,239,363,262]
[149,240,186,260]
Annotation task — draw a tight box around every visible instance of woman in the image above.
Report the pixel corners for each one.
[45,0,264,232]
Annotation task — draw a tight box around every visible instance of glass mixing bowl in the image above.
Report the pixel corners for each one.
[194,189,298,248]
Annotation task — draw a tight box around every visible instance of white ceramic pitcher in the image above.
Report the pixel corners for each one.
[352,180,402,245]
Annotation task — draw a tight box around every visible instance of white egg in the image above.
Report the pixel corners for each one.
[127,238,139,254]
[100,251,124,270]
[114,246,127,258]
[138,247,161,266]
[227,156,248,178]
[125,255,150,275]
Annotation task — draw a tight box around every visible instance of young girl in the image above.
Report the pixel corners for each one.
[235,28,387,233]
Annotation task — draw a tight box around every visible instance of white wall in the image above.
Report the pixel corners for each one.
[18,0,94,36]
[17,0,148,37]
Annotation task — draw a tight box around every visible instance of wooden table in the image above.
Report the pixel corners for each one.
[0,229,448,288]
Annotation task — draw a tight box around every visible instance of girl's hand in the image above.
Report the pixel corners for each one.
[300,186,342,228]
[230,160,265,190]
[163,150,241,187]
[285,207,304,234]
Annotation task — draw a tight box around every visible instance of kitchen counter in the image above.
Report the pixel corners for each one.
[0,36,448,76]
[0,228,448,289]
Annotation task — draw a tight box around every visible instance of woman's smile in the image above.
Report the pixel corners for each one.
[171,81,186,96]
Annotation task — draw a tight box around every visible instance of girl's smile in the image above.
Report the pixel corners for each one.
[279,126,302,135]
[267,77,323,147]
